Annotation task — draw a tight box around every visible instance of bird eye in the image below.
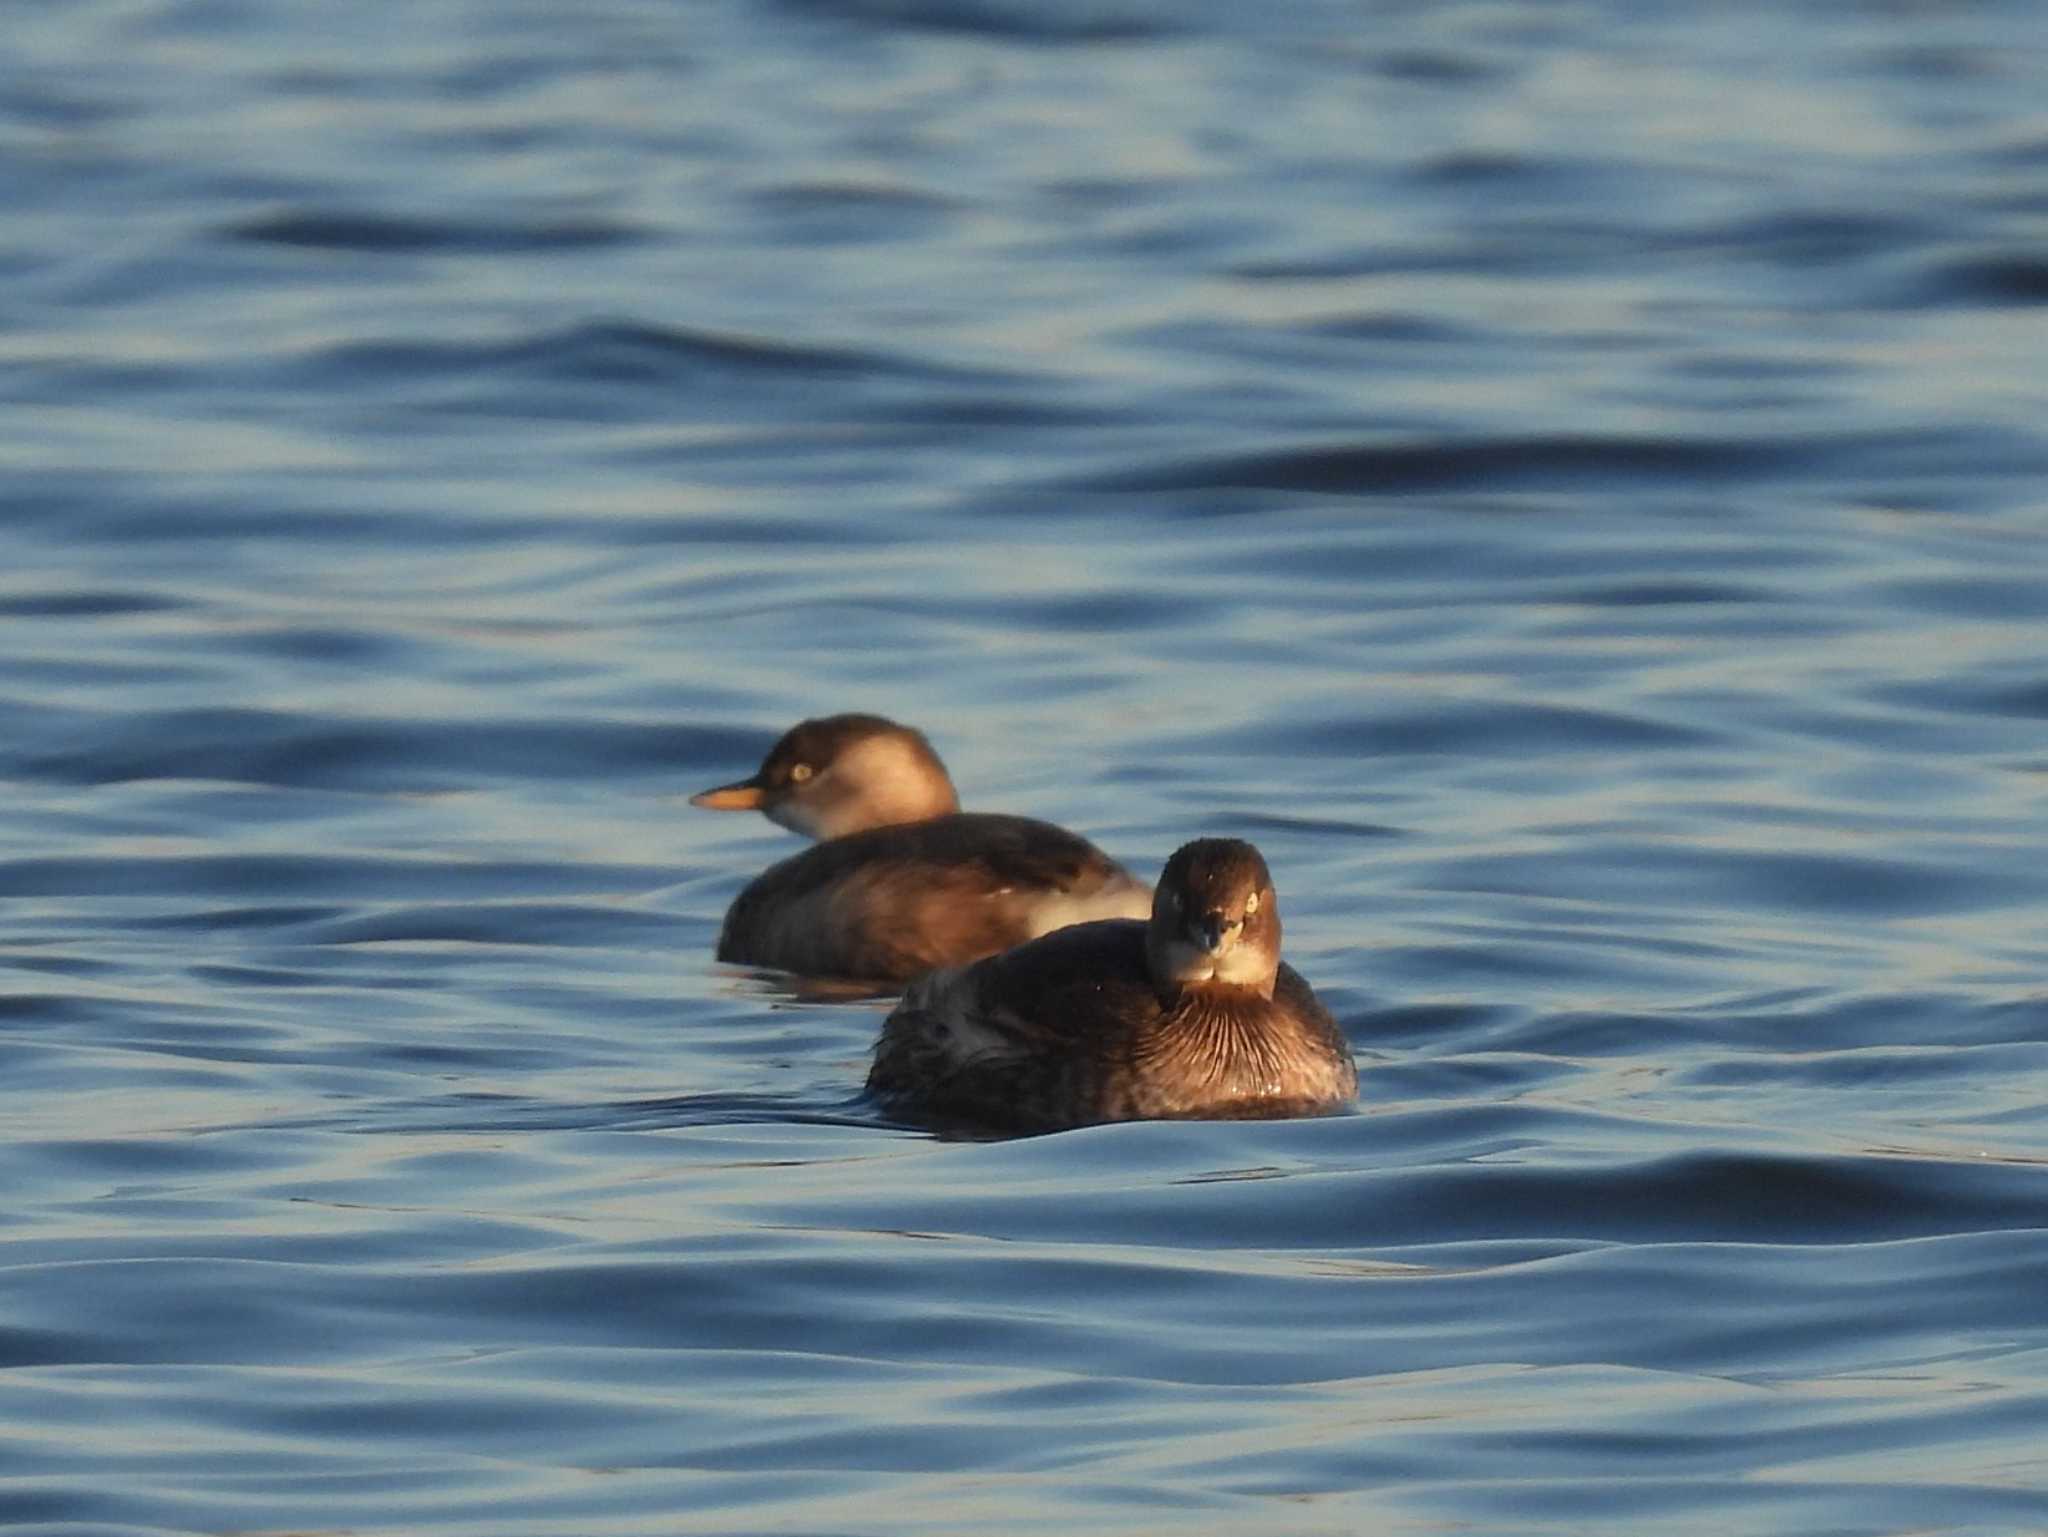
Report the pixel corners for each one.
[1243,890,1260,916]
[790,762,813,783]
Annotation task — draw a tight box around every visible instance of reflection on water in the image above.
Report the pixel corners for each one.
[4,0,2048,1531]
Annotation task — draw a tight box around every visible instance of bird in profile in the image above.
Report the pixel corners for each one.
[690,713,1151,984]
[868,837,1356,1132]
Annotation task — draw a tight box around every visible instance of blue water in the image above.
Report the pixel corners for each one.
[5,1,2047,1531]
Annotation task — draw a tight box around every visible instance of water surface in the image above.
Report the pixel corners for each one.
[4,1,2047,1532]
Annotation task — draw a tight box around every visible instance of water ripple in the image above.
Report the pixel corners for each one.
[225,208,651,253]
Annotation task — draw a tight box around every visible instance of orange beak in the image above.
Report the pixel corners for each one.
[689,777,767,811]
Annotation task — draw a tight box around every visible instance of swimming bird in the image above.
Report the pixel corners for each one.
[690,713,1151,983]
[868,837,1356,1132]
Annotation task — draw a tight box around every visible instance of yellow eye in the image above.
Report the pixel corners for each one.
[1243,890,1260,916]
[790,763,813,783]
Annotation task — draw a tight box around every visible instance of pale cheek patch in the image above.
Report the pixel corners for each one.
[766,798,830,839]
[811,734,957,833]
[1211,945,1275,986]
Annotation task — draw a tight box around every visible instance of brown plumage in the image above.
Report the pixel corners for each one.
[692,714,1150,983]
[868,838,1357,1132]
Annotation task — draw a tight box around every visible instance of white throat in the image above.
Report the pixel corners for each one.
[1148,934,1278,997]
